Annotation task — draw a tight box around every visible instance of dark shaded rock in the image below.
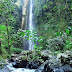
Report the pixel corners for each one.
[41,55,49,62]
[32,63,39,69]
[8,58,14,63]
[12,62,18,68]
[12,59,42,69]
[54,64,72,72]
[20,60,28,68]
[42,63,53,72]
[27,60,42,69]
[26,62,33,69]
[40,50,52,61]
[35,64,44,72]
[35,60,49,72]
[57,51,72,66]
[61,56,70,65]
[36,60,72,72]
[70,60,72,67]
[48,58,62,68]
[12,60,28,68]
[36,60,54,72]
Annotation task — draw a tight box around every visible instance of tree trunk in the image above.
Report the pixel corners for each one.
[0,38,2,54]
[6,21,10,54]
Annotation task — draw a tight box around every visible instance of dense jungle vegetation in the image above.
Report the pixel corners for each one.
[0,0,23,59]
[34,0,72,52]
[0,0,72,61]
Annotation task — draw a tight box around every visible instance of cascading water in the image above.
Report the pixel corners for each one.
[29,0,34,50]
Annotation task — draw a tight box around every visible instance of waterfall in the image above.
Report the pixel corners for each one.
[29,0,34,50]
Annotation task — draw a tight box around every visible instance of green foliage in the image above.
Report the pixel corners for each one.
[0,25,6,31]
[46,31,72,51]
[65,35,72,50]
[13,29,43,50]
[34,0,72,50]
[0,56,5,63]
[47,37,65,51]
[10,46,23,54]
[32,50,41,60]
[65,40,72,49]
[34,44,42,51]
[0,0,22,54]
[0,0,72,59]
[1,46,11,59]
[0,55,5,69]
[0,25,7,38]
[66,29,70,35]
[10,29,24,48]
[0,0,17,53]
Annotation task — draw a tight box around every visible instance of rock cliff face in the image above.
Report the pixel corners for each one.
[21,0,28,29]
[15,0,29,30]
[15,0,29,29]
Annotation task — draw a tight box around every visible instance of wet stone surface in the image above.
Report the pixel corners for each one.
[0,50,72,72]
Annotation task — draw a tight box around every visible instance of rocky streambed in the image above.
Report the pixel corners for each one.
[0,50,72,72]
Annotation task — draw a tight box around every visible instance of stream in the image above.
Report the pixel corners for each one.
[1,63,72,72]
[6,63,36,72]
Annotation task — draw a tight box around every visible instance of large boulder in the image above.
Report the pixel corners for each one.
[35,60,50,72]
[27,59,43,69]
[12,50,43,69]
[21,50,33,55]
[57,51,72,65]
[11,54,18,58]
[36,50,72,72]
[36,63,72,72]
[65,50,72,59]
[40,50,52,61]
[12,55,29,68]
[70,60,72,67]
[57,53,68,59]
[41,50,52,55]
[42,63,53,72]
[48,58,62,68]
[11,50,72,71]
[35,58,61,72]
[12,59,28,68]
[54,64,72,72]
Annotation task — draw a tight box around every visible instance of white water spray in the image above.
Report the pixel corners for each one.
[29,0,34,50]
